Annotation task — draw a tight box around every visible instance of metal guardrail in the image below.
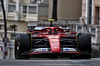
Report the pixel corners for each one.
[0,40,14,47]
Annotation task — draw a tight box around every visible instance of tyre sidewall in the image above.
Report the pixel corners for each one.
[78,33,91,52]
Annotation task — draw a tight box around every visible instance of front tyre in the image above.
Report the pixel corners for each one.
[70,33,91,59]
[78,33,91,59]
[15,34,30,59]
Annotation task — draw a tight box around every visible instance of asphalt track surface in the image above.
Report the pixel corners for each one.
[0,58,100,66]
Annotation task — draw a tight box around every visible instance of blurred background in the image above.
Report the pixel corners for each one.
[0,0,100,59]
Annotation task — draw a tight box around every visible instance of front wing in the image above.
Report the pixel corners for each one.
[21,48,90,55]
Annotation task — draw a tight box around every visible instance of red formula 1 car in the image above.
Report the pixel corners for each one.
[15,23,91,59]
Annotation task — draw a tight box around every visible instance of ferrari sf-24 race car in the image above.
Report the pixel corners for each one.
[15,22,91,59]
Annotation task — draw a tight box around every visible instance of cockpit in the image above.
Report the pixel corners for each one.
[40,27,64,35]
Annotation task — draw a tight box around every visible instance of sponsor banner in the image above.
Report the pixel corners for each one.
[63,48,76,51]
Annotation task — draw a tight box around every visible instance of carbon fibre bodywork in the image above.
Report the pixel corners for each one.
[15,27,91,59]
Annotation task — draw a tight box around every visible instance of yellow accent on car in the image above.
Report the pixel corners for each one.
[51,39,58,41]
[48,19,55,21]
[55,48,57,51]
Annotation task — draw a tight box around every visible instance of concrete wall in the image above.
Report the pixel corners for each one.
[7,13,15,20]
[38,4,49,20]
[48,0,82,19]
[21,0,29,3]
[81,0,86,17]
[0,20,28,32]
[95,0,100,6]
[7,21,28,32]
[43,0,49,4]
[81,0,100,25]
[48,0,53,19]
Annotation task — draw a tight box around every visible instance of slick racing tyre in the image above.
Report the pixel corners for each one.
[78,33,91,59]
[70,33,91,59]
[15,34,30,59]
[78,33,91,53]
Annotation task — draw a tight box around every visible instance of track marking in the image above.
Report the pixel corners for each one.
[22,60,78,62]
[15,59,92,62]
[44,64,84,66]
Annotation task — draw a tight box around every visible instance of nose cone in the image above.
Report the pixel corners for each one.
[50,45,60,52]
[46,35,60,52]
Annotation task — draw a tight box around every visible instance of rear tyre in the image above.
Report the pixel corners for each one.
[15,34,30,59]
